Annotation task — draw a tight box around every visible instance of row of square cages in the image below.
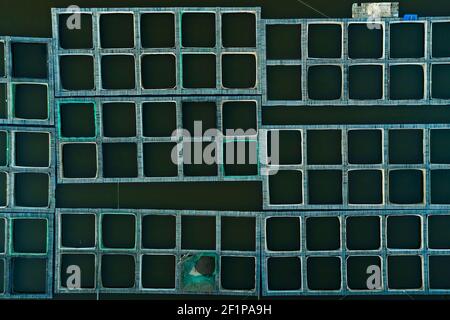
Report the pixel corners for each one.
[53,8,450,61]
[55,209,450,296]
[0,37,54,125]
[262,17,450,106]
[51,7,263,97]
[261,124,450,210]
[263,62,450,105]
[55,96,261,183]
[262,210,450,296]
[264,18,450,61]
[55,210,261,296]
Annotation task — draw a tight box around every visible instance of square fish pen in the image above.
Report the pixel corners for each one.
[0,126,55,212]
[0,212,53,299]
[0,37,54,125]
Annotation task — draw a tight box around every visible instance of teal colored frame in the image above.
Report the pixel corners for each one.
[0,37,54,125]
[0,212,53,299]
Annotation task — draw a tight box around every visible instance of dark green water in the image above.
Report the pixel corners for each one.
[0,84,6,118]
[222,12,256,47]
[267,65,302,100]
[102,143,138,178]
[13,218,47,253]
[141,13,175,48]
[387,215,421,249]
[268,170,303,204]
[308,24,342,58]
[348,129,382,164]
[348,170,383,204]
[61,213,96,248]
[306,217,340,251]
[61,254,96,289]
[346,216,380,250]
[100,13,134,49]
[348,23,383,58]
[182,12,216,47]
[62,143,97,178]
[59,55,94,90]
[102,214,136,249]
[221,216,255,251]
[102,103,136,137]
[222,54,256,89]
[101,55,135,90]
[60,103,95,137]
[59,13,93,49]
[0,172,6,207]
[142,215,176,249]
[0,258,4,293]
[14,84,48,120]
[15,173,49,207]
[142,102,177,137]
[266,217,300,251]
[429,256,450,289]
[0,42,4,78]
[307,257,341,290]
[349,65,383,100]
[268,257,301,291]
[181,216,215,250]
[15,132,49,167]
[388,255,422,289]
[11,42,47,79]
[142,254,175,289]
[141,54,176,89]
[428,215,450,249]
[347,256,381,290]
[221,256,255,290]
[182,54,216,88]
[144,142,178,177]
[101,254,135,288]
[12,258,47,293]
[0,218,4,254]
